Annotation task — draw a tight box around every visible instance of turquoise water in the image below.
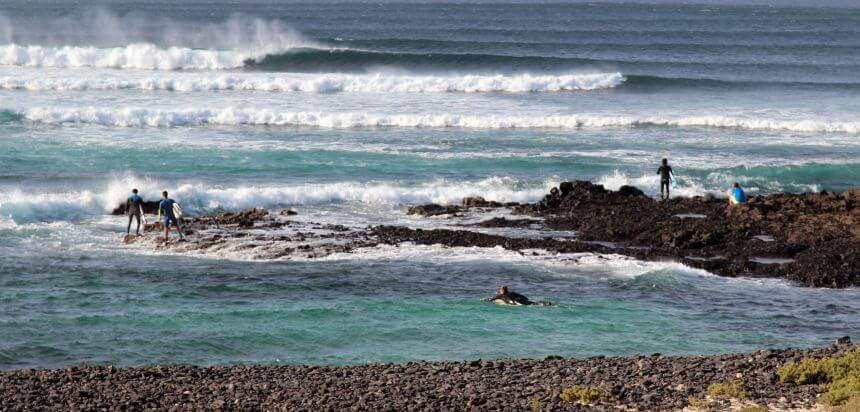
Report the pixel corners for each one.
[3,246,858,369]
[1,1,859,369]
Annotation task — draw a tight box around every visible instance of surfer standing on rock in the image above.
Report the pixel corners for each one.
[126,188,144,236]
[656,158,674,200]
[158,191,185,242]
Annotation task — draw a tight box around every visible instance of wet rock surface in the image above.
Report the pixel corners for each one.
[128,209,375,260]
[1,342,853,411]
[514,181,859,287]
[121,181,858,287]
[378,182,859,287]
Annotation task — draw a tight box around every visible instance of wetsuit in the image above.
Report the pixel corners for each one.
[126,194,143,234]
[487,292,552,306]
[657,164,673,199]
[158,198,179,229]
[730,187,747,204]
[490,291,533,305]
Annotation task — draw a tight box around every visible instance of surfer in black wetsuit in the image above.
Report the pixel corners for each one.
[487,285,552,306]
[656,158,673,200]
[126,188,144,235]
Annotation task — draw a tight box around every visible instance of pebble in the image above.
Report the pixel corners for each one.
[1,343,852,410]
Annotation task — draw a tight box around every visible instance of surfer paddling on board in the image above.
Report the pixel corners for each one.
[158,191,185,241]
[486,285,552,306]
[126,188,145,236]
[656,158,674,200]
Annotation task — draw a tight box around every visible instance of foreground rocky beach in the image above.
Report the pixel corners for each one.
[2,339,856,411]
[119,181,859,288]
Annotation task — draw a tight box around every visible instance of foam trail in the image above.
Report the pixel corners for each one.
[0,72,624,93]
[321,244,713,279]
[11,107,860,133]
[0,177,552,223]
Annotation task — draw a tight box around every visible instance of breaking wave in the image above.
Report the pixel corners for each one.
[5,107,859,134]
[0,43,247,70]
[0,14,318,70]
[0,72,624,93]
[0,176,552,223]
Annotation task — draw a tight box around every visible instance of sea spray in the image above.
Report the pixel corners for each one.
[0,11,316,63]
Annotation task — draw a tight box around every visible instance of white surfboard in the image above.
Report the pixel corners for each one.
[139,205,148,225]
[172,202,183,219]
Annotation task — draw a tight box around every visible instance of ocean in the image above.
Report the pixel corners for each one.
[1,0,858,370]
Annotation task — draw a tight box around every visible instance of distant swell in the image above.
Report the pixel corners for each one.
[245,47,596,72]
[6,107,860,134]
[623,75,860,90]
[0,72,624,93]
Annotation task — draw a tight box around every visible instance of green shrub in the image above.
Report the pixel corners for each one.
[832,393,860,412]
[560,385,614,404]
[821,374,860,406]
[708,378,749,399]
[778,348,860,407]
[778,357,830,384]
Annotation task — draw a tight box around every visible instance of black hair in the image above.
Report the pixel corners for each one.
[662,158,668,164]
[132,188,138,194]
[162,191,168,197]
[733,182,740,188]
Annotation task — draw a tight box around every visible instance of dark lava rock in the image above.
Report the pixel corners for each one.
[460,196,503,208]
[617,185,646,197]
[510,181,860,288]
[111,200,160,215]
[407,204,461,217]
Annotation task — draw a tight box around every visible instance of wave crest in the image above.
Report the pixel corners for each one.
[7,107,859,134]
[0,72,624,93]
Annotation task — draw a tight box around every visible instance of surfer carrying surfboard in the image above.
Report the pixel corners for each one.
[126,188,144,236]
[157,191,185,241]
[656,158,674,200]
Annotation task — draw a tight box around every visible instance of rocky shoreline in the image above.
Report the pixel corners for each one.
[391,181,860,288]
[2,340,854,411]
[119,181,859,288]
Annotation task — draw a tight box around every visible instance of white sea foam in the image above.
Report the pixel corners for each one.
[0,176,551,223]
[594,169,823,199]
[13,106,860,133]
[596,170,714,198]
[0,72,625,92]
[321,244,712,279]
[0,189,106,223]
